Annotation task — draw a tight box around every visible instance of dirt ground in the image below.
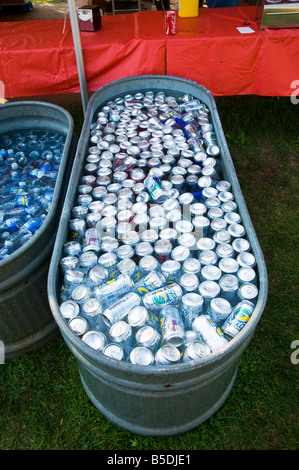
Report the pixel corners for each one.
[0,0,91,21]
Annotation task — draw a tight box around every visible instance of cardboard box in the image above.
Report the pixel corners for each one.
[78,5,102,31]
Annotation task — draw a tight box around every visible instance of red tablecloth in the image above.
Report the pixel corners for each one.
[0,6,298,98]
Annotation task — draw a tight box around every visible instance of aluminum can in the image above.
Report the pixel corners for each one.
[219,274,239,303]
[218,257,239,274]
[192,216,210,238]
[155,345,181,365]
[82,330,107,351]
[60,299,80,320]
[180,292,204,329]
[213,229,231,245]
[221,300,255,339]
[224,211,242,225]
[171,245,190,263]
[60,255,79,272]
[140,228,159,244]
[198,280,220,308]
[127,305,159,330]
[178,233,196,250]
[82,228,101,254]
[69,218,85,241]
[102,291,141,326]
[109,321,133,354]
[130,347,155,366]
[117,258,141,283]
[237,252,256,268]
[134,271,166,296]
[182,341,211,362]
[207,297,232,325]
[196,237,215,252]
[102,343,125,361]
[154,239,172,263]
[232,237,251,255]
[143,283,182,310]
[179,273,199,293]
[210,218,227,233]
[227,223,246,239]
[238,283,259,302]
[135,325,162,352]
[139,255,160,274]
[200,265,222,282]
[182,258,201,275]
[159,228,178,245]
[87,266,109,286]
[215,243,234,260]
[71,285,92,304]
[199,249,217,266]
[192,314,228,352]
[160,259,181,284]
[68,316,88,337]
[237,267,257,285]
[135,242,153,260]
[94,273,134,301]
[116,244,135,260]
[159,305,185,347]
[144,176,168,203]
[183,329,197,347]
[98,252,118,279]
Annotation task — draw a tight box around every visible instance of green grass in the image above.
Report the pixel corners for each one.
[0,94,298,451]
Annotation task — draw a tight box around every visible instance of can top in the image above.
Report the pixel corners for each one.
[60,300,80,319]
[135,325,158,345]
[218,257,239,273]
[171,245,190,262]
[232,237,251,253]
[81,297,102,316]
[139,255,159,272]
[82,330,106,351]
[180,273,199,290]
[237,267,256,284]
[68,316,88,336]
[210,297,231,314]
[130,347,154,366]
[185,341,211,360]
[182,292,204,307]
[238,283,259,300]
[127,306,148,327]
[237,252,256,268]
[102,343,124,361]
[155,345,181,364]
[109,321,131,341]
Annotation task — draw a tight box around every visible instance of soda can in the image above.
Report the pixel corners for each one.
[182,258,201,275]
[109,321,133,354]
[219,274,239,303]
[60,300,80,320]
[224,211,242,225]
[71,285,92,304]
[199,250,217,266]
[87,266,109,286]
[82,330,107,351]
[196,237,216,252]
[60,255,79,272]
[116,244,135,260]
[94,273,134,301]
[237,267,257,286]
[207,297,232,325]
[130,346,155,366]
[215,243,234,260]
[198,280,220,308]
[68,316,88,337]
[183,329,197,347]
[140,228,159,244]
[179,273,199,293]
[182,341,211,362]
[102,343,125,361]
[144,176,168,203]
[127,305,159,330]
[237,252,256,269]
[135,241,153,260]
[218,257,239,274]
[232,237,251,255]
[135,325,162,352]
[178,233,197,250]
[139,255,160,274]
[238,283,259,302]
[102,291,141,326]
[165,10,176,35]
[155,228,177,247]
[69,218,85,241]
[192,314,228,352]
[160,259,181,284]
[221,300,255,339]
[159,305,185,347]
[117,258,140,281]
[227,223,246,239]
[155,345,181,365]
[98,252,118,279]
[142,283,183,310]
[171,245,190,263]
[180,292,204,329]
[192,216,210,238]
[213,229,231,245]
[200,265,222,282]
[135,271,166,296]
[154,239,172,263]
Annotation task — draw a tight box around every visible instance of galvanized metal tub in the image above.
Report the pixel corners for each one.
[0,101,76,361]
[48,76,268,436]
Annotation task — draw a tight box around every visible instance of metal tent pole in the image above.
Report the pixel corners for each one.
[67,0,89,114]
